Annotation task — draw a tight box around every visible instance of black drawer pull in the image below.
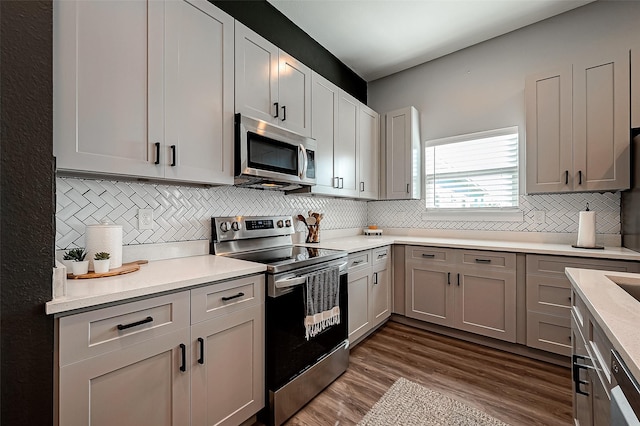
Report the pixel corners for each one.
[565,170,569,185]
[221,292,244,302]
[170,145,176,167]
[421,253,435,258]
[117,316,153,331]
[273,102,279,118]
[352,260,364,266]
[447,272,451,285]
[475,258,492,264]
[281,105,287,121]
[197,337,204,365]
[377,253,387,259]
[457,273,460,286]
[578,170,583,185]
[572,354,593,396]
[179,343,186,372]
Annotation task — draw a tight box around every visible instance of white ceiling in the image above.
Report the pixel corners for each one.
[268,0,596,81]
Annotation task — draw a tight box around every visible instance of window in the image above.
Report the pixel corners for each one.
[425,127,519,210]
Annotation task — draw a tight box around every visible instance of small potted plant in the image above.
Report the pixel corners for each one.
[66,248,89,275]
[93,252,111,273]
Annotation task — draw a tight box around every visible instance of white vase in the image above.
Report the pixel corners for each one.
[71,260,89,275]
[93,259,110,274]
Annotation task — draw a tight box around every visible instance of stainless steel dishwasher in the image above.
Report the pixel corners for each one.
[611,350,640,425]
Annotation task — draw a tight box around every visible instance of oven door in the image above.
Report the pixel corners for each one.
[235,114,316,186]
[266,262,348,392]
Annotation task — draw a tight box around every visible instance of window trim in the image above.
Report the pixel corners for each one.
[424,126,520,213]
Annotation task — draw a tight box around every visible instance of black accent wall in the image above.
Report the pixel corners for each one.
[0,1,55,424]
[211,0,367,103]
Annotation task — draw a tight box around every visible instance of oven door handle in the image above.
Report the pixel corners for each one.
[275,276,307,289]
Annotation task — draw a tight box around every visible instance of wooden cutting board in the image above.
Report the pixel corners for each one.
[67,260,148,279]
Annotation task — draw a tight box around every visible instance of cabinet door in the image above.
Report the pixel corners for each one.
[191,304,264,426]
[371,262,391,329]
[456,270,516,342]
[348,267,371,344]
[310,72,341,196]
[632,49,640,129]
[277,51,311,137]
[164,0,234,185]
[573,51,630,191]
[405,262,454,327]
[336,91,360,197]
[54,0,164,178]
[525,66,572,194]
[59,328,190,426]
[385,107,421,199]
[358,104,380,199]
[235,22,279,124]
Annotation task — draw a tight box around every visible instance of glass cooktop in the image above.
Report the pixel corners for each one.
[227,245,346,274]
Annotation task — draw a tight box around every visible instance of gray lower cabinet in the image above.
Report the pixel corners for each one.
[571,288,614,426]
[405,246,517,343]
[348,246,391,345]
[57,275,264,426]
[526,255,638,356]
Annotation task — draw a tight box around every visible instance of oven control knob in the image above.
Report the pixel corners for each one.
[285,219,292,227]
[277,220,284,228]
[220,221,231,233]
[231,221,241,232]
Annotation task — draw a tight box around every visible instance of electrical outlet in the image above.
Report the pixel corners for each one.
[533,211,546,224]
[138,209,154,230]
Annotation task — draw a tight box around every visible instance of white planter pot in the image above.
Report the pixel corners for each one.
[93,259,110,274]
[71,260,89,275]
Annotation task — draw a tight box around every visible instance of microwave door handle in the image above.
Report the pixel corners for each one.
[298,144,308,178]
[275,276,307,289]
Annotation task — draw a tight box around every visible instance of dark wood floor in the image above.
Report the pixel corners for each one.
[273,321,572,426]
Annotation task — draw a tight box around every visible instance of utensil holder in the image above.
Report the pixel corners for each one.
[306,225,320,243]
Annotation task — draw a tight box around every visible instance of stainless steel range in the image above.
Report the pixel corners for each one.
[210,215,349,426]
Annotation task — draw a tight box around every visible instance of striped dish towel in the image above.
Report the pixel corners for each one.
[304,266,340,340]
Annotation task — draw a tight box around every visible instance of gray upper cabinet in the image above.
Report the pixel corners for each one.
[54,0,235,185]
[235,22,311,137]
[306,71,379,199]
[525,51,630,193]
[381,107,421,200]
[631,49,640,129]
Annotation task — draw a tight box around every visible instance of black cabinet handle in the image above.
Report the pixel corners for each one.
[578,170,582,185]
[377,253,387,259]
[406,183,410,193]
[457,273,460,286]
[360,182,365,192]
[179,343,186,372]
[565,170,569,185]
[170,145,176,167]
[447,272,451,285]
[273,102,279,118]
[117,316,153,331]
[421,253,435,258]
[373,272,378,285]
[221,292,244,302]
[281,105,286,121]
[352,260,364,266]
[154,142,160,165]
[475,258,491,264]
[572,354,593,396]
[197,337,204,365]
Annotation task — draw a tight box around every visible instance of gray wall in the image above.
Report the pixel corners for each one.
[368,1,640,141]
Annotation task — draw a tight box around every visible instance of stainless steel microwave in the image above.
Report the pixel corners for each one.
[234,114,316,191]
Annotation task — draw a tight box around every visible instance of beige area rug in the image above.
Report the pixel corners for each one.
[357,378,510,426]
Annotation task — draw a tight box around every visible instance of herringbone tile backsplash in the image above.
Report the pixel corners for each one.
[56,177,621,249]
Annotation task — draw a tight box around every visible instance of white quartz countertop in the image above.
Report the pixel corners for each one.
[46,255,266,315]
[566,268,640,380]
[302,235,640,260]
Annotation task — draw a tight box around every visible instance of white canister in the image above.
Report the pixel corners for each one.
[85,220,123,270]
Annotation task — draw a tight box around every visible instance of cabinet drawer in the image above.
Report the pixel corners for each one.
[526,275,571,317]
[405,246,453,264]
[191,274,264,324]
[526,311,571,356]
[348,250,371,272]
[526,254,638,277]
[372,246,390,269]
[461,250,516,270]
[59,291,190,366]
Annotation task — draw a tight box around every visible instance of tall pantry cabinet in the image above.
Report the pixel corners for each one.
[525,51,630,193]
[54,0,235,185]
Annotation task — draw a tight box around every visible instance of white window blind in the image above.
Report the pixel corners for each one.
[425,127,519,209]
